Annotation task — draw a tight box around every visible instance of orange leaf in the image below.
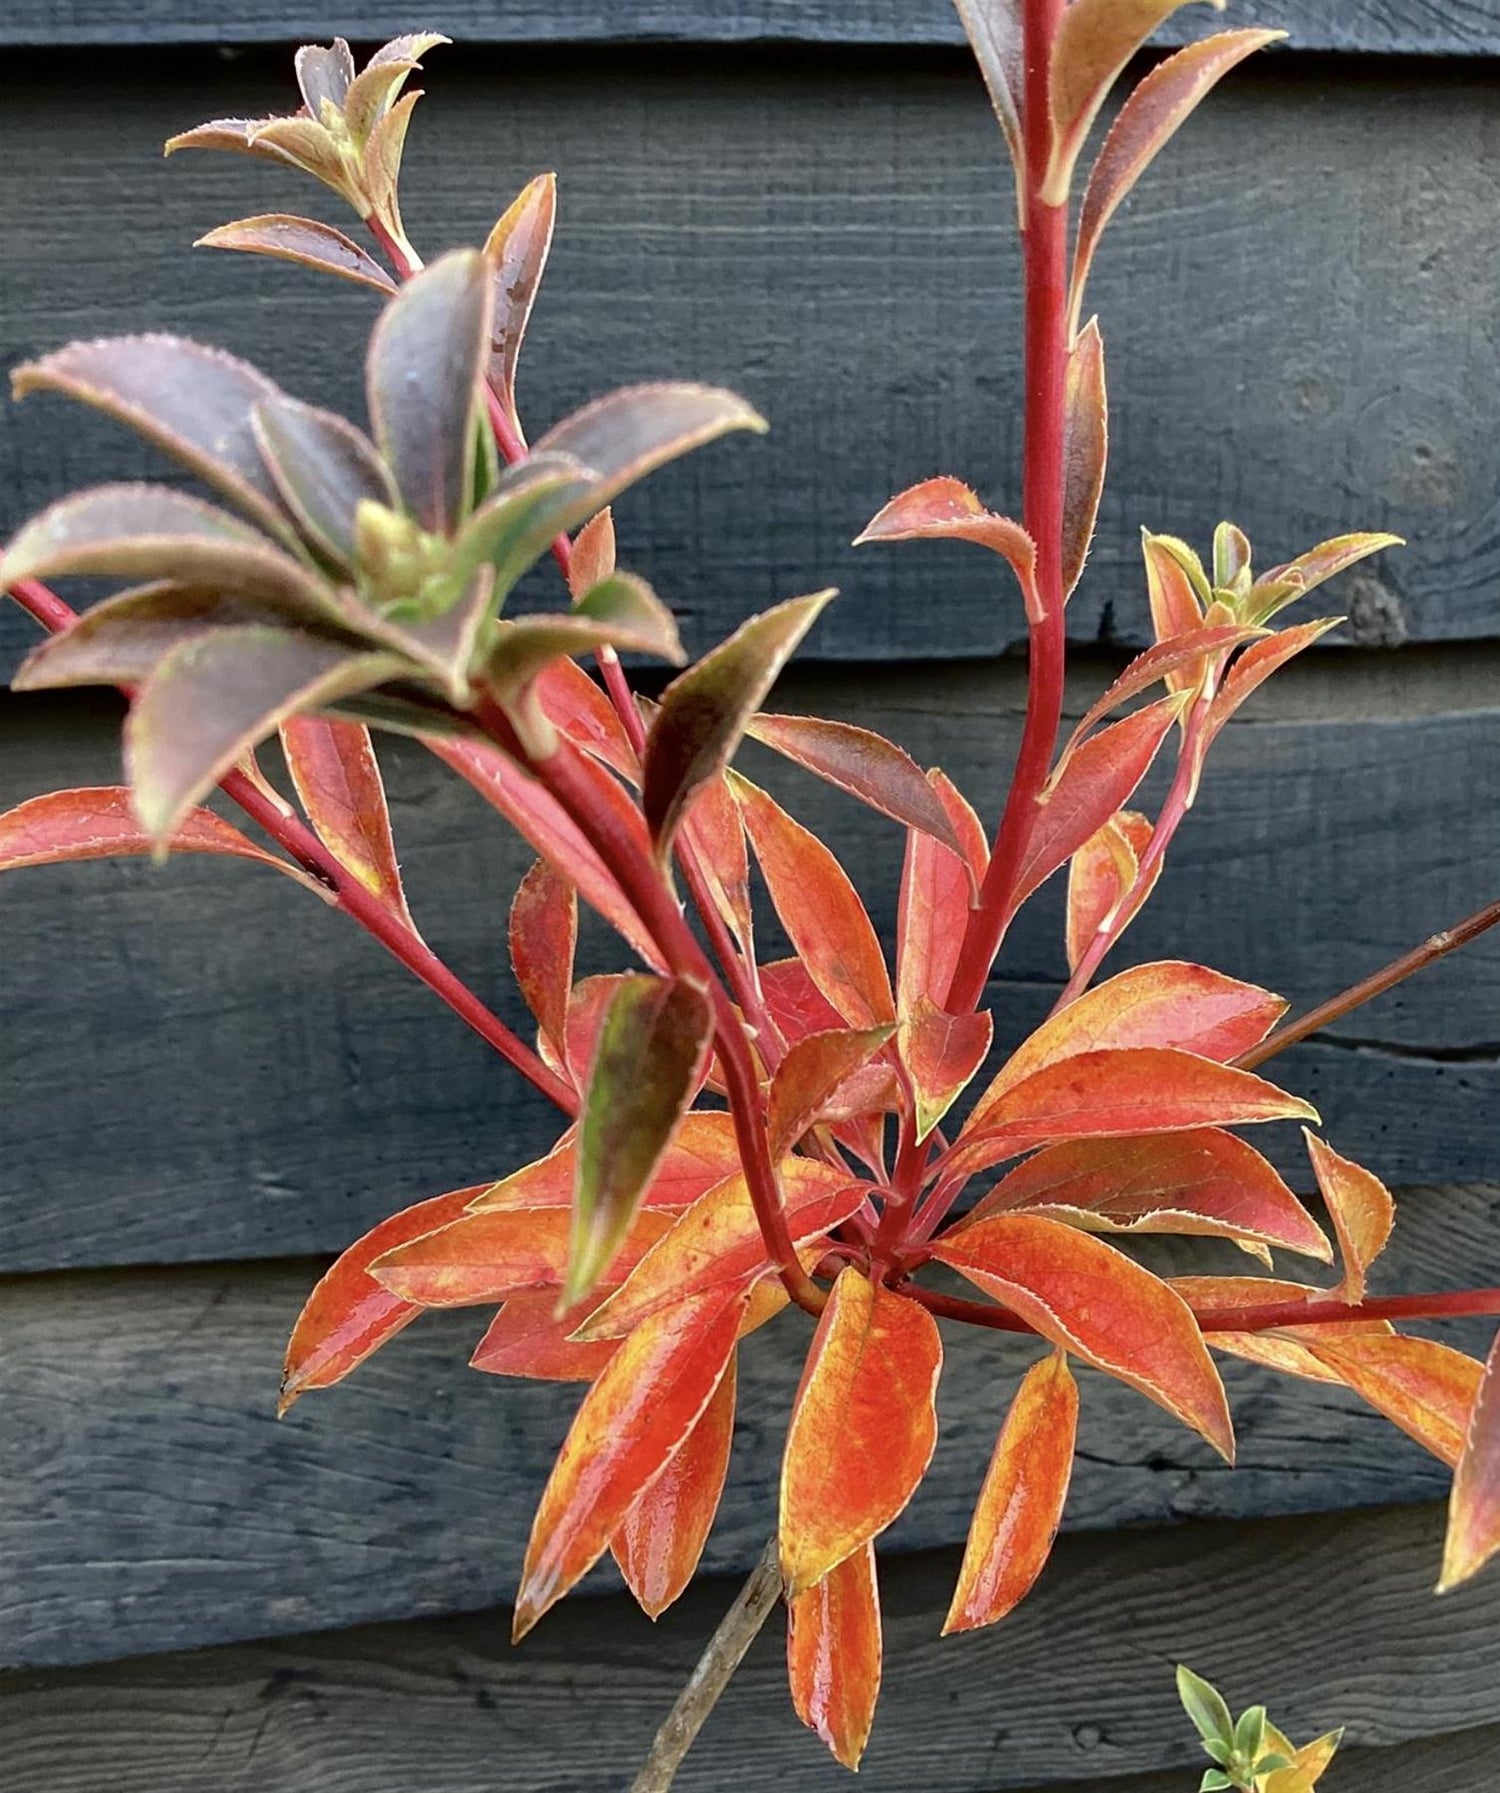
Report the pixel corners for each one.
[1014,695,1185,906]
[969,1129,1330,1262]
[532,654,639,782]
[1304,1333,1482,1468]
[931,1215,1232,1458]
[1065,809,1154,972]
[280,716,412,920]
[280,1184,486,1411]
[470,1291,620,1381]
[1441,1327,1500,1591]
[768,1025,896,1158]
[733,773,895,1029]
[509,857,577,1069]
[950,1047,1315,1182]
[780,1270,942,1595]
[1203,617,1341,746]
[575,1159,862,1341]
[369,1205,674,1306]
[682,773,755,961]
[900,998,994,1143]
[856,476,1040,622]
[1065,627,1263,755]
[1305,1131,1394,1302]
[1169,1274,1392,1385]
[969,961,1287,1130]
[787,1542,882,1771]
[759,956,848,1046]
[514,1281,746,1637]
[897,768,989,1015]
[944,1351,1078,1634]
[1061,319,1107,598]
[613,1357,737,1618]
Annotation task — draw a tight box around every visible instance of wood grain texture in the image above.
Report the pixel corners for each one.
[2,1,1495,53]
[4,1501,1500,1787]
[4,49,1499,674]
[4,1168,1497,1666]
[5,649,1500,1272]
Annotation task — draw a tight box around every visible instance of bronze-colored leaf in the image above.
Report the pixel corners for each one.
[1061,320,1108,598]
[856,476,1040,622]
[953,0,1025,197]
[344,35,449,145]
[643,594,834,856]
[294,40,356,115]
[484,173,557,435]
[11,583,280,692]
[567,510,616,603]
[197,214,397,295]
[280,715,411,918]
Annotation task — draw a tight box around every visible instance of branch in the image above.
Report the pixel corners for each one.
[1235,895,1500,1071]
[629,1538,784,1793]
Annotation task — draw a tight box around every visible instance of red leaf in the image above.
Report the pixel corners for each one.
[1143,531,1207,664]
[951,1047,1314,1184]
[734,774,894,1029]
[745,712,965,861]
[968,1129,1330,1262]
[1014,695,1184,906]
[1305,1131,1394,1303]
[1065,809,1154,972]
[470,1291,619,1382]
[467,1112,741,1216]
[900,998,994,1143]
[969,960,1287,1132]
[759,957,849,1047]
[931,1214,1233,1458]
[1303,1334,1482,1468]
[787,1542,883,1771]
[280,716,411,920]
[531,656,639,782]
[944,1352,1078,1634]
[1061,320,1107,598]
[768,1025,896,1158]
[780,1270,942,1595]
[514,1282,747,1637]
[1442,1327,1500,1591]
[612,1357,737,1618]
[1204,618,1341,745]
[897,769,989,1014]
[575,1159,863,1341]
[280,1185,486,1411]
[856,476,1040,622]
[682,774,755,962]
[0,786,318,894]
[1066,627,1263,754]
[509,857,578,1069]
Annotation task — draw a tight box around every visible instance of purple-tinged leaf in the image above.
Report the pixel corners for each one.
[280,715,411,919]
[745,711,965,861]
[0,484,340,619]
[126,624,400,841]
[1069,31,1282,331]
[857,477,1040,622]
[568,975,716,1308]
[448,452,597,597]
[251,394,396,567]
[0,786,321,894]
[510,857,578,1067]
[344,35,449,144]
[294,39,356,115]
[953,0,1024,192]
[366,248,493,534]
[12,335,293,539]
[643,593,834,856]
[485,173,557,436]
[1044,0,1228,207]
[165,115,312,165]
[197,214,397,295]
[1061,320,1107,598]
[12,583,251,691]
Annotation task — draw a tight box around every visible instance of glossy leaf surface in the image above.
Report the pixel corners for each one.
[280,716,410,918]
[932,1215,1233,1457]
[280,1185,485,1410]
[514,1282,746,1637]
[1304,1334,1482,1468]
[787,1542,882,1771]
[613,1358,737,1618]
[780,1270,942,1594]
[470,1291,619,1382]
[643,594,832,855]
[944,1352,1078,1634]
[1305,1131,1394,1302]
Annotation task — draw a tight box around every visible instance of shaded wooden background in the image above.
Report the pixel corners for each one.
[3,3,1500,1788]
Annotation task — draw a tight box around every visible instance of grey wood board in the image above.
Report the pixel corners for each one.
[4,648,1500,1272]
[3,1171,1497,1667]
[1,2,1495,54]
[4,1500,1500,1787]
[4,50,1499,675]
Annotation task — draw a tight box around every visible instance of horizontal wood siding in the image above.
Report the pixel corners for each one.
[2,1,1495,54]
[5,1501,1500,1789]
[4,50,1500,674]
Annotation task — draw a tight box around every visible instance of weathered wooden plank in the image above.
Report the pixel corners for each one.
[1,2,1493,54]
[5,649,1500,1272]
[3,1169,1496,1666]
[4,1501,1499,1788]
[5,51,1499,674]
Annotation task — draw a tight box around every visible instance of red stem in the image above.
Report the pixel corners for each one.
[5,580,578,1117]
[944,0,1070,1015]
